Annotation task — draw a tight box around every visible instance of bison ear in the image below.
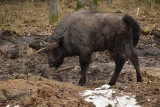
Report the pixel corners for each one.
[46,35,63,46]
[47,35,63,46]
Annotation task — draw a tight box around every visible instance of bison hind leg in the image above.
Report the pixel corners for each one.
[125,44,143,82]
[129,50,142,82]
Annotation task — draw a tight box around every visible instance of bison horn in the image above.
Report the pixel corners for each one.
[45,42,59,50]
[30,42,59,56]
[30,47,46,56]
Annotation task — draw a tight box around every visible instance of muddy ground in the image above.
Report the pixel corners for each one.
[0,1,160,107]
[0,27,159,107]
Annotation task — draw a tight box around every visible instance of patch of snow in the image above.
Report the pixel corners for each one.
[81,84,141,107]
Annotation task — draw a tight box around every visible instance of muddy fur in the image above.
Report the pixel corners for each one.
[30,10,142,86]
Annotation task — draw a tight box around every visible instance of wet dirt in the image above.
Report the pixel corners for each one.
[0,30,160,107]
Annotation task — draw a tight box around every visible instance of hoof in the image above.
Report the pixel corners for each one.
[137,76,143,82]
[137,79,143,82]
[108,82,116,86]
[78,78,86,86]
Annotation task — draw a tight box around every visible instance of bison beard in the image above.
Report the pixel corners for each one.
[29,10,142,86]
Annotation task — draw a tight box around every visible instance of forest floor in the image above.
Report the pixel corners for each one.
[0,0,160,107]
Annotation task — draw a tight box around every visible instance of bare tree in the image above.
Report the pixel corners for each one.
[89,0,98,10]
[155,0,160,4]
[106,0,112,4]
[76,0,98,10]
[76,0,84,10]
[49,0,58,23]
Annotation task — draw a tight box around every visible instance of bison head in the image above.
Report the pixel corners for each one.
[29,38,64,68]
[44,42,64,68]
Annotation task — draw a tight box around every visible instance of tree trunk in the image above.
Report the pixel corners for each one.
[155,0,160,4]
[76,0,84,10]
[89,0,98,10]
[49,0,58,24]
[106,0,112,4]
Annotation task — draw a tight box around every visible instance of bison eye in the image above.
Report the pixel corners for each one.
[53,49,60,55]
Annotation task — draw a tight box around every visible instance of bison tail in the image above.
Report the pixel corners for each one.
[123,14,141,47]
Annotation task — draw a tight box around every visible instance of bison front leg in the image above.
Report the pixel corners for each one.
[78,54,91,86]
[108,55,125,86]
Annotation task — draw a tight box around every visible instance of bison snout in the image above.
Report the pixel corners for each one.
[49,62,60,68]
[49,63,54,67]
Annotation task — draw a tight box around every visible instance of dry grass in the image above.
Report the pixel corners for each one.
[0,0,159,35]
[0,1,51,35]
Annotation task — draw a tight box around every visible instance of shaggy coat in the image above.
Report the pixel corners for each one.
[30,10,142,86]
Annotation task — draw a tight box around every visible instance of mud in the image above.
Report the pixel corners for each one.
[0,30,160,107]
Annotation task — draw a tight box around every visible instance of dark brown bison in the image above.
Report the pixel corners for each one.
[29,10,142,86]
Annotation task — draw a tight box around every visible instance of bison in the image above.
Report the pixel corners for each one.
[29,10,142,86]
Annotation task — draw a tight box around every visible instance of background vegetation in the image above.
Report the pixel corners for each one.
[0,0,159,35]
